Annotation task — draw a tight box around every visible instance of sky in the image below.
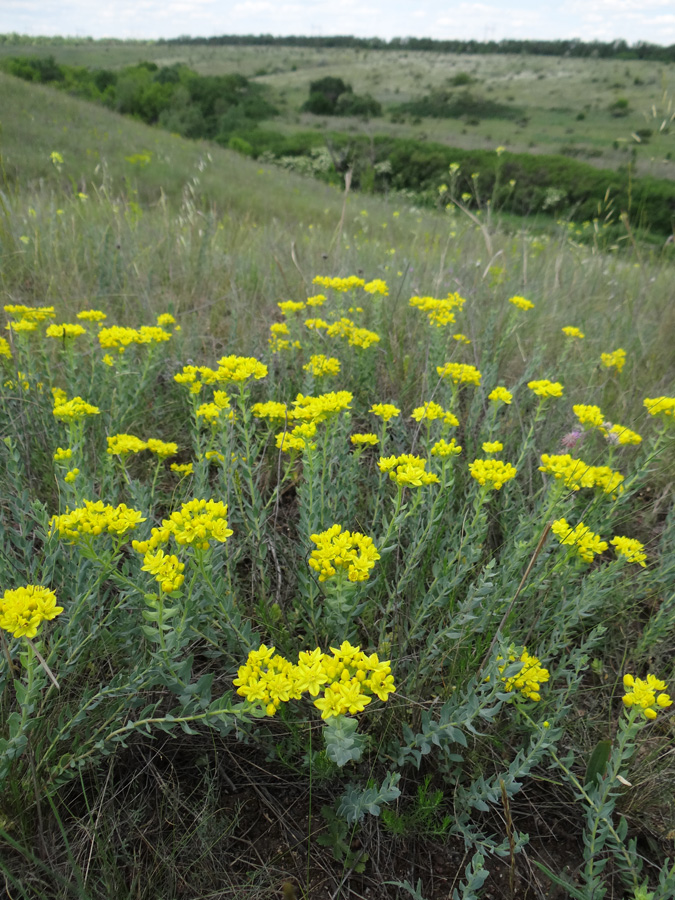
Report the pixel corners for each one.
[3,0,675,46]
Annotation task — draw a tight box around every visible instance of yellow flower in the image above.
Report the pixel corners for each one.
[370,403,400,421]
[469,458,517,490]
[309,524,380,583]
[508,295,534,311]
[527,379,563,398]
[497,648,549,701]
[606,424,641,445]
[600,348,626,374]
[379,453,439,487]
[0,336,12,359]
[141,549,185,593]
[304,355,341,377]
[551,518,608,563]
[482,441,503,453]
[146,439,178,459]
[622,673,672,719]
[562,326,584,339]
[50,502,146,543]
[107,434,147,456]
[278,300,306,315]
[363,279,389,296]
[611,536,647,567]
[437,362,481,386]
[170,462,194,476]
[350,433,379,446]
[488,386,512,405]
[0,585,64,639]
[573,404,605,429]
[430,438,462,458]
[411,401,445,422]
[53,447,72,462]
[643,397,675,420]
[46,323,87,339]
[77,309,107,322]
[64,468,79,484]
[53,397,100,421]
[156,313,176,327]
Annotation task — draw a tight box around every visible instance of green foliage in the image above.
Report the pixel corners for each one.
[398,90,523,121]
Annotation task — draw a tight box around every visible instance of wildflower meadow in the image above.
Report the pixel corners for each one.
[0,78,674,899]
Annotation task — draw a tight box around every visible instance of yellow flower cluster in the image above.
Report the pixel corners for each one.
[304,355,341,377]
[209,355,268,383]
[488,386,512,405]
[497,649,549,701]
[131,499,233,553]
[64,468,79,484]
[508,295,535,311]
[53,447,72,461]
[378,454,440,487]
[605,424,642,445]
[50,501,146,542]
[252,401,290,421]
[53,396,100,421]
[107,434,148,456]
[437,362,482,386]
[622,674,672,720]
[6,320,38,334]
[309,524,380,583]
[453,333,471,345]
[146,439,178,458]
[562,326,584,339]
[469,458,517,490]
[306,293,326,307]
[321,317,380,349]
[278,300,306,315]
[527,379,563,398]
[141,549,185,593]
[0,585,64,639]
[98,325,171,351]
[410,293,466,328]
[312,275,366,292]
[170,462,194,476]
[292,391,353,423]
[4,304,55,322]
[234,641,395,719]
[610,536,647,567]
[370,403,400,421]
[46,323,87,339]
[430,438,462,458]
[268,322,301,353]
[196,403,223,424]
[551,518,608,563]
[77,309,107,322]
[644,396,675,420]
[539,454,624,495]
[275,422,317,453]
[363,279,389,296]
[573,404,605,429]
[410,401,455,423]
[156,313,176,327]
[350,433,379,446]
[482,441,503,453]
[0,336,11,359]
[600,348,626,374]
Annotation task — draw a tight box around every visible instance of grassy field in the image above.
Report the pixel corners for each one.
[1,39,674,179]
[0,70,674,900]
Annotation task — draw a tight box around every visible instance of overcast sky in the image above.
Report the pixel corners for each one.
[3,0,675,46]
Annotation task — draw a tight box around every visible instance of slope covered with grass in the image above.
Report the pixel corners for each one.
[0,75,674,900]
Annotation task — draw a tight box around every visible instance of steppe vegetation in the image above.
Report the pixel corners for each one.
[0,41,674,900]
